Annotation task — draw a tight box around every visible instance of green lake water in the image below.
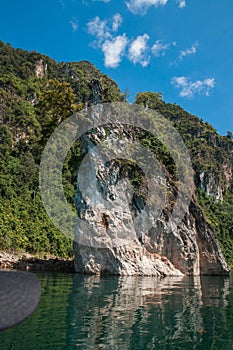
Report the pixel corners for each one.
[0,273,233,350]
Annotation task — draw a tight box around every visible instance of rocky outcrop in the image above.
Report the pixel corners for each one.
[198,171,223,201]
[0,252,74,272]
[35,59,47,78]
[74,194,229,276]
[143,200,229,276]
[73,107,230,276]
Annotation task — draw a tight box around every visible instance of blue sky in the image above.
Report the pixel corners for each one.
[0,0,232,135]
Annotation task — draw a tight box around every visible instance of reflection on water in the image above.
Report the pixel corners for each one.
[0,273,232,350]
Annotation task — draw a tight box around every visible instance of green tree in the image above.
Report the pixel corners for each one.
[135,91,163,109]
[36,79,75,141]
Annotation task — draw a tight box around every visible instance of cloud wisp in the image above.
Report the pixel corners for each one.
[102,34,128,68]
[125,0,186,15]
[128,34,150,67]
[126,0,168,15]
[87,16,108,39]
[87,14,127,68]
[112,13,123,31]
[171,76,216,98]
[152,40,174,57]
[176,0,186,8]
[179,41,199,61]
[70,17,79,32]
[90,0,186,12]
[93,0,111,2]
[87,14,123,40]
[171,41,199,65]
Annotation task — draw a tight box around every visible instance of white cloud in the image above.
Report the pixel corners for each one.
[69,17,78,32]
[87,14,123,41]
[177,0,186,8]
[87,14,127,68]
[151,40,171,57]
[179,41,199,60]
[128,34,150,66]
[125,0,187,14]
[171,76,216,98]
[112,13,123,31]
[93,0,111,2]
[87,16,108,39]
[102,34,128,68]
[126,0,168,15]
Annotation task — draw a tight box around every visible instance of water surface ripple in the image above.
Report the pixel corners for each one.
[0,273,233,349]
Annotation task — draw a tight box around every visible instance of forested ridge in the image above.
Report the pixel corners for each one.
[0,40,232,266]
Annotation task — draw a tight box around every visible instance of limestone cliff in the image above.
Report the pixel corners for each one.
[74,105,230,276]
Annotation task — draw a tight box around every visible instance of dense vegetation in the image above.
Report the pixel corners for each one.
[0,40,232,265]
[0,40,123,257]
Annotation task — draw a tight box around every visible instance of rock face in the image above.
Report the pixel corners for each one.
[74,196,229,276]
[74,114,230,276]
[199,171,223,201]
[35,59,47,78]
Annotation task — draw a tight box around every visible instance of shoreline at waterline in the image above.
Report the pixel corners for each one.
[0,251,75,273]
